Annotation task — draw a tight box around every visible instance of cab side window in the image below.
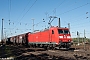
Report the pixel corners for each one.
[52,30,54,34]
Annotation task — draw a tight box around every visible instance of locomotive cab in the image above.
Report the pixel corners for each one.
[58,28,72,48]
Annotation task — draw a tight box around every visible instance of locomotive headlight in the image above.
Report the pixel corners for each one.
[68,40,71,42]
[56,43,58,44]
[59,36,63,38]
[71,40,73,43]
[71,41,73,45]
[67,36,71,38]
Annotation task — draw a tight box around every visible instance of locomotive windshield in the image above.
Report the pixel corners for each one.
[58,29,70,34]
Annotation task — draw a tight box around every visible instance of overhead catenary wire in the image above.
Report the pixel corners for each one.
[9,0,37,36]
[64,10,90,29]
[48,0,79,17]
[55,2,90,29]
[47,0,66,17]
[17,0,37,22]
[47,1,68,27]
[57,3,90,16]
[16,0,31,22]
[69,12,90,28]
[6,0,32,26]
[43,0,66,28]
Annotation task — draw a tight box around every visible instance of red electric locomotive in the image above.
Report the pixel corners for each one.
[27,26,72,49]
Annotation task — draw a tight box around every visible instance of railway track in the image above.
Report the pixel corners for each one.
[0,45,90,60]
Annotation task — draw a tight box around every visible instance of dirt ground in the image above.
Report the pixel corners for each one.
[0,44,90,60]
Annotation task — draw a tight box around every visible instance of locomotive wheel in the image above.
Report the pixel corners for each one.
[52,44,56,50]
[22,39,27,45]
[47,45,50,50]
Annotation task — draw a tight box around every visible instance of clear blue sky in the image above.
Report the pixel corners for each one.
[0,0,90,40]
